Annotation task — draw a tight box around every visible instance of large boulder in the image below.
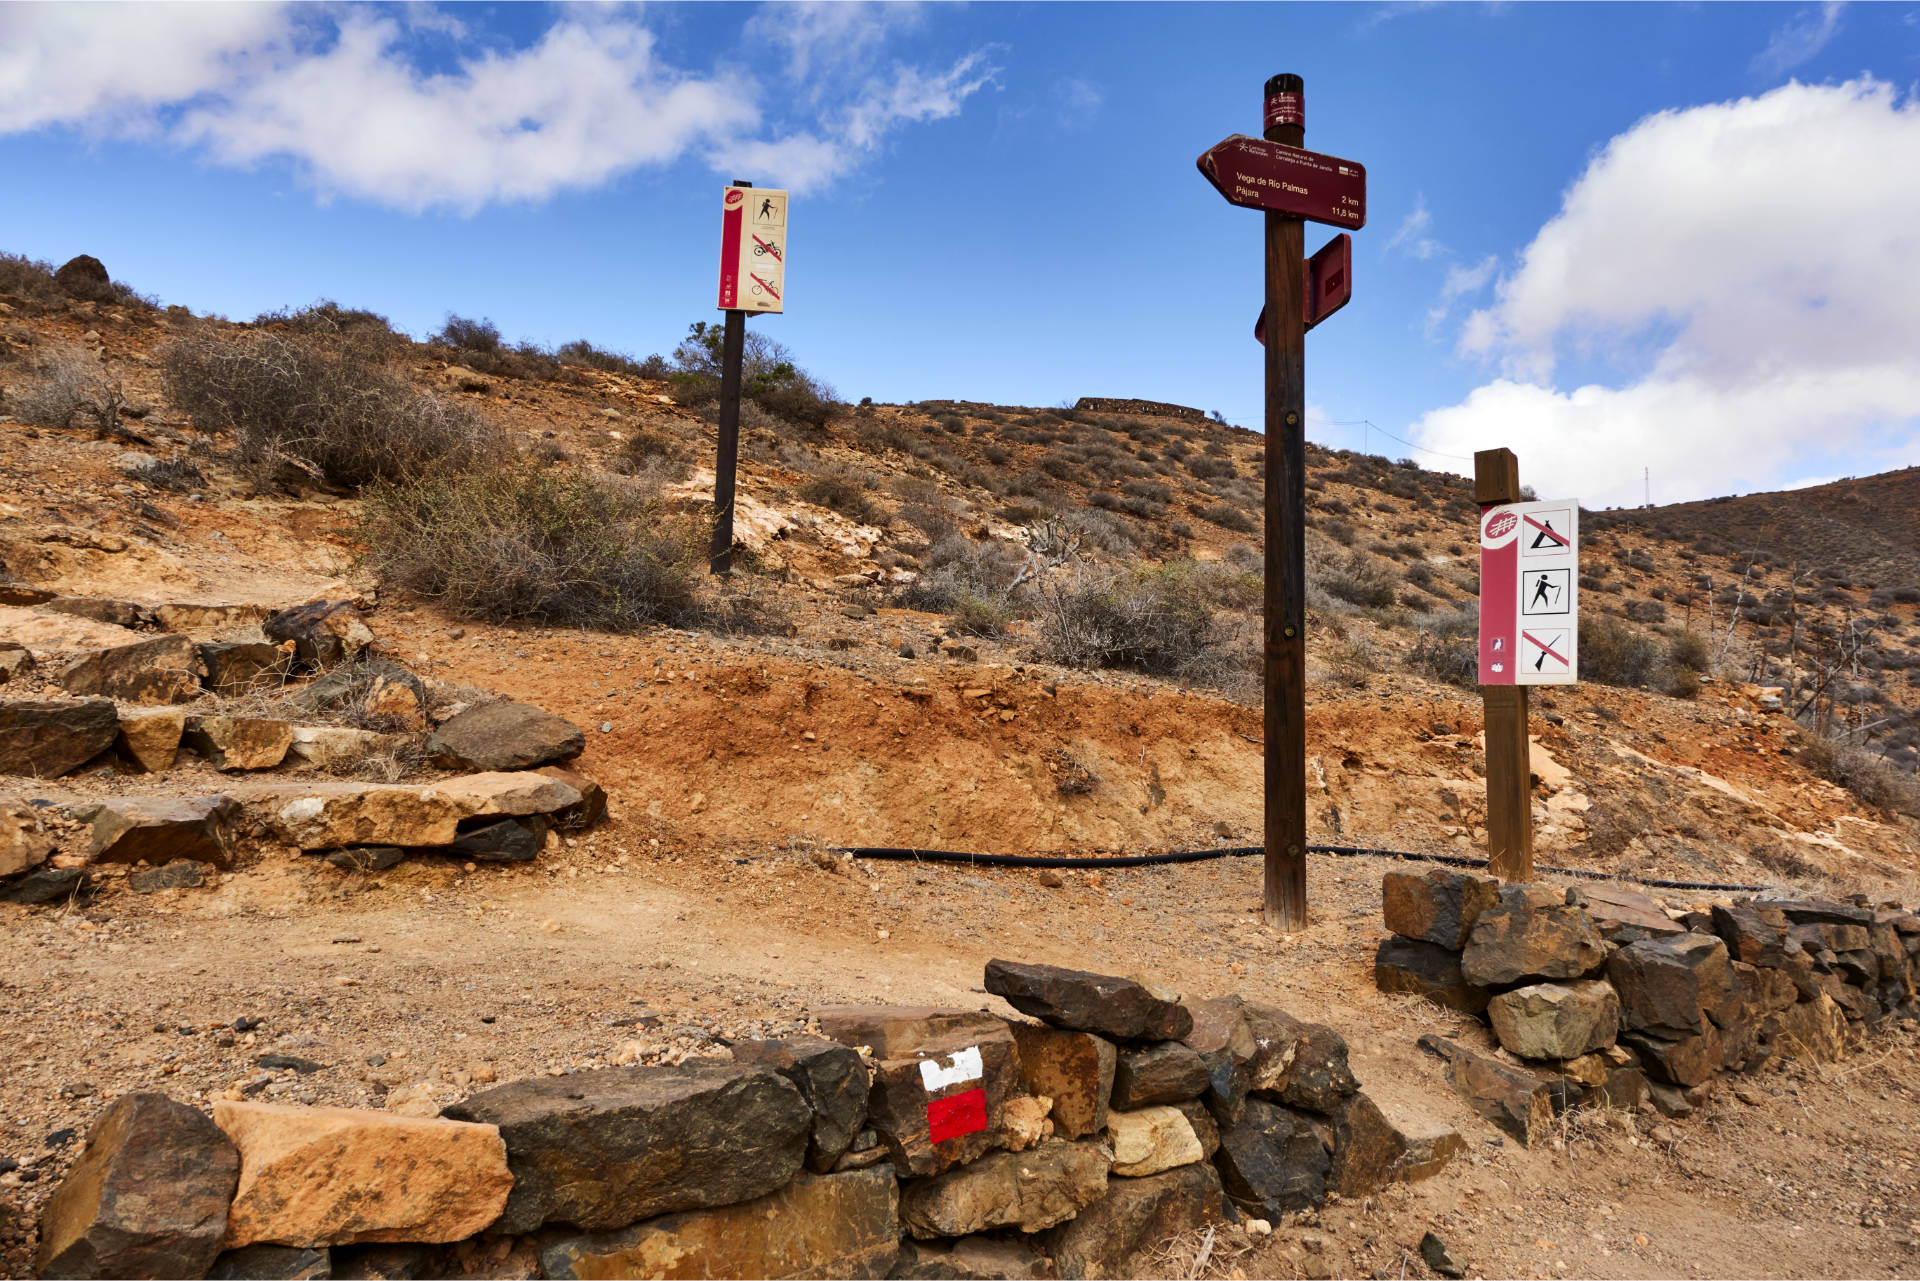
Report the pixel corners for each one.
[1007,1022,1115,1140]
[184,716,294,771]
[1,865,88,904]
[1106,1106,1204,1177]
[1381,869,1500,949]
[214,1102,510,1249]
[0,698,119,776]
[1460,885,1607,988]
[541,1167,899,1281]
[731,1036,870,1173]
[263,601,374,669]
[59,635,204,705]
[984,959,1192,1041]
[1241,1004,1358,1114]
[1487,980,1620,1060]
[1711,904,1793,967]
[1606,934,1739,1037]
[35,1093,240,1280]
[1373,936,1489,1014]
[85,795,241,868]
[427,700,585,772]
[1418,1035,1553,1146]
[1110,1041,1209,1109]
[53,254,112,299]
[898,1139,1110,1238]
[1042,1162,1231,1281]
[859,1023,1020,1177]
[446,816,544,862]
[1214,1098,1331,1218]
[1,801,55,879]
[1760,992,1849,1064]
[442,1061,810,1234]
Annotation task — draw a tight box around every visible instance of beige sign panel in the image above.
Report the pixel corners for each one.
[717,186,787,314]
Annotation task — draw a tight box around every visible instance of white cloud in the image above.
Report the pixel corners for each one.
[0,2,995,211]
[1054,78,1103,132]
[0,3,291,133]
[1385,194,1440,260]
[1752,2,1845,76]
[1425,254,1497,336]
[1418,78,1920,507]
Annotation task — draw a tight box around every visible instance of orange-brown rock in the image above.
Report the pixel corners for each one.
[213,1102,511,1249]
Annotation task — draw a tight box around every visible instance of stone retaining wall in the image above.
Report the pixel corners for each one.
[1375,873,1919,1136]
[1070,398,1210,422]
[28,959,1461,1281]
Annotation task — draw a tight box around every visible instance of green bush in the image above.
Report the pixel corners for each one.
[160,330,504,488]
[358,468,703,629]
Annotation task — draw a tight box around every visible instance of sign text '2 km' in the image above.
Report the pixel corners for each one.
[1196,136,1366,228]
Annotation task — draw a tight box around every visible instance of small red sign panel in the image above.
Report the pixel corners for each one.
[927,1088,988,1143]
[1197,135,1366,228]
[1257,233,1353,344]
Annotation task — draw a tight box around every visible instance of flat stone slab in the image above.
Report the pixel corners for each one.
[1111,1041,1209,1110]
[214,1101,510,1249]
[60,635,203,705]
[1569,882,1687,942]
[1382,869,1500,950]
[443,1061,809,1235]
[85,795,241,868]
[816,1005,1010,1059]
[184,717,294,772]
[1461,885,1607,988]
[731,1036,870,1173]
[898,1138,1110,1238]
[0,698,118,777]
[235,772,581,850]
[427,700,585,772]
[984,959,1192,1041]
[542,1167,899,1281]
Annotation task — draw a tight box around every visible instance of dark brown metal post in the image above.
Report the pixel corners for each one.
[1263,74,1308,931]
[710,180,752,576]
[1475,447,1533,881]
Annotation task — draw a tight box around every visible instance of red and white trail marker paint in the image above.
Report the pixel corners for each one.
[1480,499,1579,686]
[919,1044,988,1143]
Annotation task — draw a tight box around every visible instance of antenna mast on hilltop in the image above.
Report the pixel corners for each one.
[1644,466,1650,508]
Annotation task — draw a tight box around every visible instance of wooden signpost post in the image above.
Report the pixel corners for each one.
[711,179,788,575]
[1198,75,1367,931]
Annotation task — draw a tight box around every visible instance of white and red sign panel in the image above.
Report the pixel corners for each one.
[717,186,787,313]
[918,1044,987,1144]
[1480,499,1579,686]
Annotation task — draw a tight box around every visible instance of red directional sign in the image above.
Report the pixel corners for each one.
[1198,135,1366,229]
[1257,233,1352,344]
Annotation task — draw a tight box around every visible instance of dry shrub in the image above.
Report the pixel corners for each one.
[1408,607,1479,687]
[1311,548,1399,609]
[359,468,704,630]
[7,343,125,431]
[900,535,1026,636]
[799,469,887,526]
[160,330,505,487]
[1580,615,1660,688]
[1033,560,1249,681]
[1796,735,1920,818]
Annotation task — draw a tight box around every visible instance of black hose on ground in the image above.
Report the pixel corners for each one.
[836,842,1770,895]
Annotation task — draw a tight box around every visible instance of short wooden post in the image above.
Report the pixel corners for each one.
[1475,448,1533,881]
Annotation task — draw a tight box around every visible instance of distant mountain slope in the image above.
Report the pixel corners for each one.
[1593,467,1920,589]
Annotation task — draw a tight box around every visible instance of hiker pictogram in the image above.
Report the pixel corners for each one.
[1521,568,1570,616]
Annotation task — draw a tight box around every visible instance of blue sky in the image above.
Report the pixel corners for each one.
[4,1,1919,509]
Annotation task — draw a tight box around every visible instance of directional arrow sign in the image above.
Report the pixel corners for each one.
[1197,135,1366,228]
[1257,233,1352,344]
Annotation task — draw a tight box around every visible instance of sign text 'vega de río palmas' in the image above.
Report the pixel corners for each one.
[1196,135,1366,228]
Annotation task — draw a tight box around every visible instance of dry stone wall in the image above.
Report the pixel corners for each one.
[1375,869,1920,1136]
[27,959,1465,1280]
[1070,398,1209,422]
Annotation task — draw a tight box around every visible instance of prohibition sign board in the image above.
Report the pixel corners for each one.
[718,186,788,313]
[1480,499,1579,686]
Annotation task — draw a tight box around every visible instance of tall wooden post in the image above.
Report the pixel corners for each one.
[710,179,752,576]
[1476,447,1533,881]
[1263,73,1308,930]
